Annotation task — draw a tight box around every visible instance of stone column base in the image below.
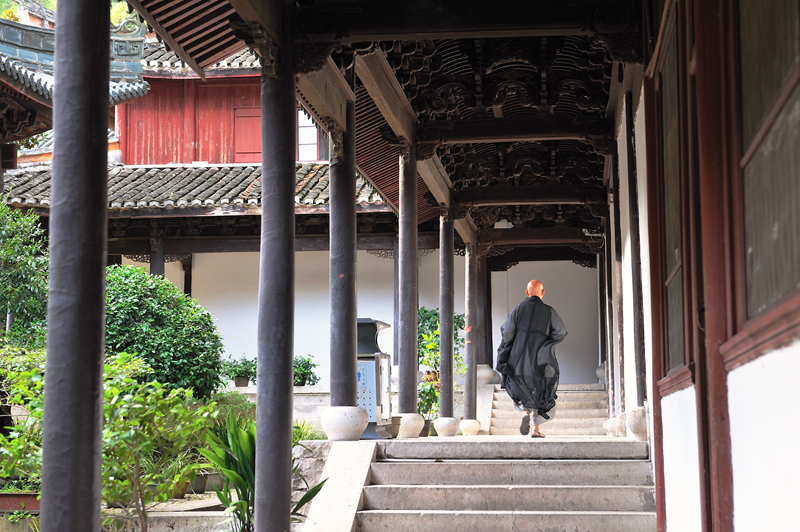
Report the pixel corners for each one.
[476,364,498,385]
[614,412,628,438]
[460,419,481,436]
[433,417,460,437]
[320,406,368,441]
[397,412,425,439]
[626,405,648,441]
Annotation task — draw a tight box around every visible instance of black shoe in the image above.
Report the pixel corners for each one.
[519,414,530,435]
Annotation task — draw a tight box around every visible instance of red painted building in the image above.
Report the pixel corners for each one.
[118,44,326,165]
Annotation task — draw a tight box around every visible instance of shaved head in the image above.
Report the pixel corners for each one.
[525,279,544,298]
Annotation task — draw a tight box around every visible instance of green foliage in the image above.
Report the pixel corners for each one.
[208,391,256,424]
[200,414,256,532]
[0,199,48,328]
[417,376,440,420]
[293,355,320,386]
[292,419,325,446]
[14,133,48,151]
[202,413,327,531]
[416,307,466,418]
[101,353,216,530]
[105,265,224,399]
[0,345,45,477]
[110,1,129,25]
[221,356,257,382]
[417,306,466,373]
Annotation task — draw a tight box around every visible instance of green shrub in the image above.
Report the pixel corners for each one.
[0,198,48,328]
[105,265,224,399]
[221,356,257,382]
[293,355,320,386]
[293,419,325,446]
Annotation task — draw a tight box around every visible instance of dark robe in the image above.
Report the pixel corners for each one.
[496,295,567,418]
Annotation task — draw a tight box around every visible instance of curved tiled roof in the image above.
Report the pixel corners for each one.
[3,162,388,212]
[141,41,260,72]
[0,18,150,105]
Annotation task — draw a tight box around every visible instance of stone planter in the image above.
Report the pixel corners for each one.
[0,493,40,513]
[418,419,432,437]
[205,472,225,492]
[234,376,250,387]
[189,474,207,494]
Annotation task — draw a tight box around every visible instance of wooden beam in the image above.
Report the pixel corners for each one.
[108,233,439,255]
[354,51,416,140]
[455,185,607,207]
[294,0,640,42]
[478,227,596,247]
[417,116,615,151]
[297,57,355,132]
[226,0,281,42]
[356,50,476,245]
[486,246,597,270]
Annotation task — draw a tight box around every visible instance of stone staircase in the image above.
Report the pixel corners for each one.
[490,383,608,436]
[356,439,656,531]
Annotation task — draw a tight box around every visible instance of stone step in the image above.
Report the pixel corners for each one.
[357,510,657,532]
[376,440,649,461]
[494,384,606,392]
[491,407,607,419]
[491,416,605,430]
[493,391,608,402]
[369,460,653,486]
[493,399,607,410]
[489,425,608,436]
[362,485,656,512]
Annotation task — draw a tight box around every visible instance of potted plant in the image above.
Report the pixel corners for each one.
[0,478,40,513]
[293,355,320,387]
[223,356,257,387]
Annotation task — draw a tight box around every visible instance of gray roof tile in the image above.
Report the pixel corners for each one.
[141,41,260,71]
[4,162,387,212]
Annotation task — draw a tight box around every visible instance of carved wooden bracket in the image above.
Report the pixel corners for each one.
[230,14,277,77]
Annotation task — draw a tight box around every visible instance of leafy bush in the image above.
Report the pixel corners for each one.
[293,355,320,386]
[0,198,48,328]
[101,353,216,530]
[207,391,256,424]
[202,413,326,532]
[292,419,325,446]
[417,307,466,373]
[105,265,224,399]
[222,356,257,382]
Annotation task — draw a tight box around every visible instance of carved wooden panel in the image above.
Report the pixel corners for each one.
[743,85,800,316]
[738,0,800,146]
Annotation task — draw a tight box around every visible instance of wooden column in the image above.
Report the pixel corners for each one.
[694,0,735,528]
[397,140,418,414]
[485,265,494,367]
[150,238,165,277]
[393,236,399,367]
[464,243,478,419]
[476,255,489,366]
[40,0,110,528]
[438,206,455,418]
[329,99,358,407]
[254,13,294,531]
[180,255,192,296]
[612,158,625,412]
[624,91,647,405]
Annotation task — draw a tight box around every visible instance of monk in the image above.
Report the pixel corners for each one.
[496,279,567,438]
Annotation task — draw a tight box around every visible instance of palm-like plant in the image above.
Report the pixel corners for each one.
[201,413,326,531]
[200,414,256,532]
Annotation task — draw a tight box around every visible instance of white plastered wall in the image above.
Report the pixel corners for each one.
[491,261,600,384]
[728,340,800,531]
[661,386,703,532]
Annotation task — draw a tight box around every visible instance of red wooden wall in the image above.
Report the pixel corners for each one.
[120,77,261,165]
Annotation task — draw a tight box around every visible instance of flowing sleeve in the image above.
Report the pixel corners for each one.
[550,308,567,344]
[496,307,517,374]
